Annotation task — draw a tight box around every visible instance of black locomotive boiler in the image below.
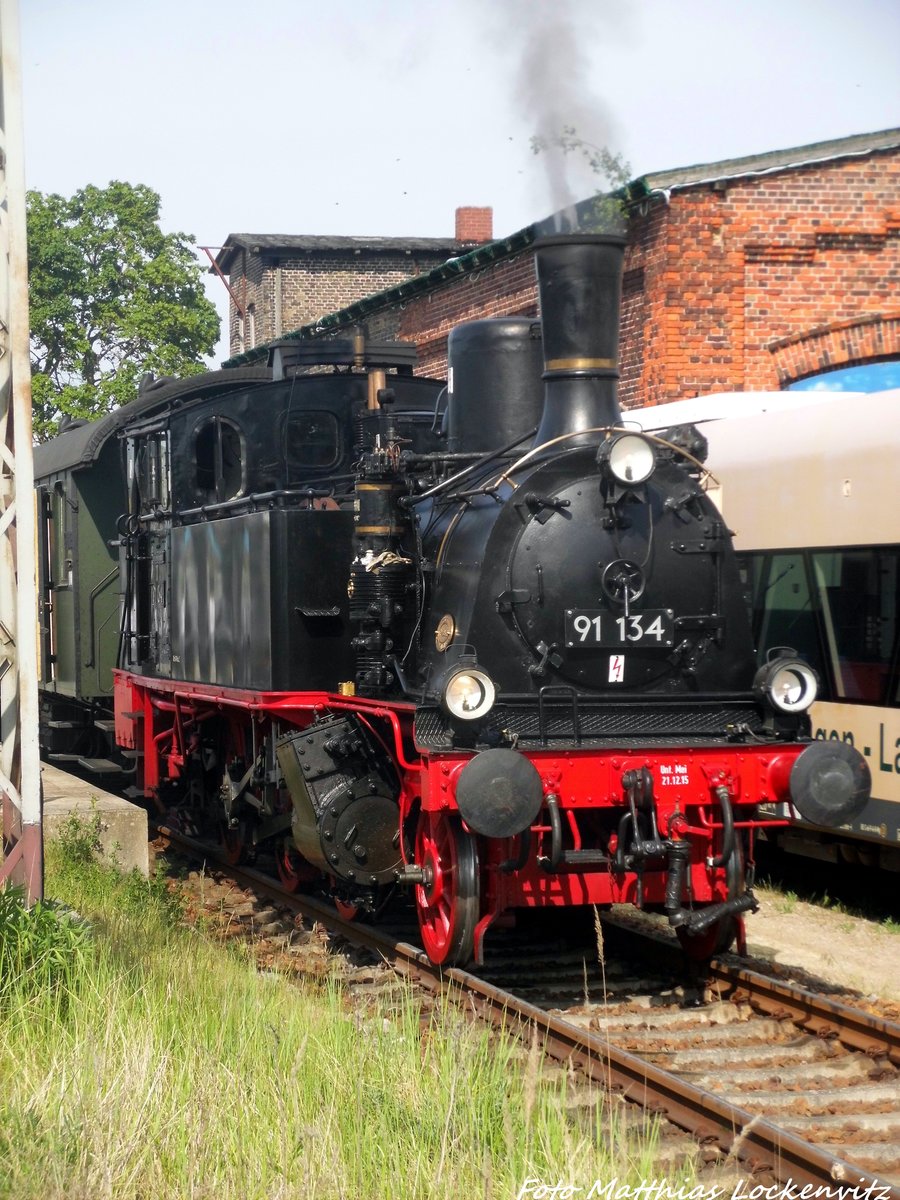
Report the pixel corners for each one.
[35,235,870,966]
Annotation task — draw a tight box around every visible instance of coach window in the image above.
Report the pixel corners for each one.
[195,416,245,503]
[283,411,340,477]
[51,480,72,588]
[811,549,898,704]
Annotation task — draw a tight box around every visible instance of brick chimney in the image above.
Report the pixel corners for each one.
[455,206,493,243]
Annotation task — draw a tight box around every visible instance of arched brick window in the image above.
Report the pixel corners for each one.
[770,312,900,387]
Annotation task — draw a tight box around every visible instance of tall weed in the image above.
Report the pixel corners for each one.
[47,809,184,931]
[0,887,91,1013]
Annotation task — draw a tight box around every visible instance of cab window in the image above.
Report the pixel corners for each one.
[749,552,824,680]
[195,417,244,503]
[284,411,340,475]
[740,547,900,705]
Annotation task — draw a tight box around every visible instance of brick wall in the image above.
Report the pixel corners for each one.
[617,147,900,406]
[229,248,264,355]
[277,253,456,338]
[232,145,900,402]
[398,252,539,378]
[228,248,459,356]
[311,148,899,406]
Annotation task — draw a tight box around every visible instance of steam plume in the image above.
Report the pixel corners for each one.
[492,0,630,231]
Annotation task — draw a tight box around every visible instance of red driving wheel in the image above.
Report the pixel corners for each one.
[333,897,361,921]
[414,810,479,967]
[219,820,247,866]
[275,840,316,893]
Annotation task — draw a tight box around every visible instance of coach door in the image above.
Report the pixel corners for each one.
[124,429,172,677]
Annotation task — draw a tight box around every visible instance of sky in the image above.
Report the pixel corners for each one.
[19,0,900,364]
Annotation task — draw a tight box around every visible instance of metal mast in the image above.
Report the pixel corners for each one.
[0,0,42,900]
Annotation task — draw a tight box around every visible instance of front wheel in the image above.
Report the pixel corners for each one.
[676,843,745,961]
[414,811,479,967]
[676,913,738,960]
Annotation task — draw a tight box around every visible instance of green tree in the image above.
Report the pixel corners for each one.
[26,181,220,440]
[530,126,632,232]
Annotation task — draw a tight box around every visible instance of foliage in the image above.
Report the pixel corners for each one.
[530,125,632,232]
[47,808,185,927]
[53,807,104,867]
[0,886,92,1012]
[26,181,220,439]
[531,125,632,188]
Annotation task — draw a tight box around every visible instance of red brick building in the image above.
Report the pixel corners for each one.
[226,129,900,407]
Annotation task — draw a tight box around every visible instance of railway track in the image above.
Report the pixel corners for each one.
[158,824,900,1195]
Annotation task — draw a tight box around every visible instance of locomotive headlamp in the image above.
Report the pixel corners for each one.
[754,655,819,714]
[598,433,656,486]
[441,667,496,722]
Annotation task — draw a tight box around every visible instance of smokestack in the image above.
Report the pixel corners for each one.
[455,206,493,243]
[532,234,625,448]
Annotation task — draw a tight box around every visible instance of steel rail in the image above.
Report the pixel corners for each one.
[708,959,900,1066]
[160,826,900,1197]
[599,914,900,1065]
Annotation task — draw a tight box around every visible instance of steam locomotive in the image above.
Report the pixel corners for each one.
[35,235,871,966]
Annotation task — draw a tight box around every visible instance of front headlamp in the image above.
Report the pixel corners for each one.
[441,667,496,722]
[597,433,656,486]
[754,655,818,714]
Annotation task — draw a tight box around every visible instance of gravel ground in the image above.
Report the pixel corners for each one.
[744,887,900,1007]
[163,845,900,1013]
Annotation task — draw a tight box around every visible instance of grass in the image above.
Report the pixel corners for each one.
[753,841,900,930]
[758,876,900,933]
[0,886,91,1014]
[0,818,689,1199]
[774,889,799,915]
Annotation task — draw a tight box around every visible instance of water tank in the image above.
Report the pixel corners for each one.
[446,318,543,454]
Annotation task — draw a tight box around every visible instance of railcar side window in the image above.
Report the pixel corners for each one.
[283,411,339,474]
[811,549,899,704]
[742,548,900,705]
[750,552,825,681]
[195,417,244,503]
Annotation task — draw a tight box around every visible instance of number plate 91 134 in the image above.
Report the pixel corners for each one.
[564,609,675,648]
